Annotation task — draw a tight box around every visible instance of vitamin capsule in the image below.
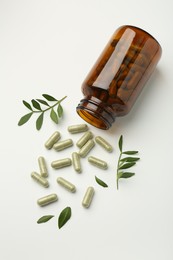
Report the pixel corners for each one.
[88,156,108,170]
[76,131,93,148]
[68,124,88,134]
[98,89,109,102]
[135,53,148,67]
[53,139,73,151]
[95,136,113,152]
[131,43,142,53]
[117,80,124,88]
[82,187,95,208]
[45,131,61,149]
[37,193,58,207]
[57,177,76,193]
[128,63,144,73]
[117,88,133,102]
[78,139,95,158]
[120,69,129,79]
[51,158,72,169]
[126,71,142,90]
[109,80,118,97]
[31,172,49,188]
[38,156,48,177]
[72,152,82,173]
[125,70,134,81]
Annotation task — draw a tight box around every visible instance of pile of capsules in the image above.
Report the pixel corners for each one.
[31,123,113,208]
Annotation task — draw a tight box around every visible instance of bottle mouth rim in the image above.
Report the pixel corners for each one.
[77,108,109,130]
[76,98,115,130]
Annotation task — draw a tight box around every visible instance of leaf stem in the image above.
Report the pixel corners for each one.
[116,152,122,190]
[116,178,119,190]
[31,96,67,114]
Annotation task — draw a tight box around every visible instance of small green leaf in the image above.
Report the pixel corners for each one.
[118,172,135,179]
[31,99,42,110]
[18,112,33,126]
[37,215,54,224]
[23,100,33,111]
[50,108,58,124]
[123,151,138,155]
[119,162,136,170]
[95,176,108,188]
[36,99,49,106]
[57,104,63,117]
[42,94,57,101]
[120,157,140,162]
[36,113,44,130]
[58,207,71,229]
[118,135,123,152]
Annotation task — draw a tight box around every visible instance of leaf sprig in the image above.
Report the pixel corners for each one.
[18,94,67,130]
[116,135,140,190]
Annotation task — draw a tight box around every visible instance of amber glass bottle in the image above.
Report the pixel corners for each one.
[76,25,162,129]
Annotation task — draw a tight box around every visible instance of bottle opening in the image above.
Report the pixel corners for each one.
[76,98,115,130]
[77,109,108,130]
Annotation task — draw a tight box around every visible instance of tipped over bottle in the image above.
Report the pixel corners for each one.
[77,25,162,129]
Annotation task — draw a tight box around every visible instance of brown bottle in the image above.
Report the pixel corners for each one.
[76,25,162,129]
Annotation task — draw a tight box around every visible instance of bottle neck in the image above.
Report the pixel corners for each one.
[76,96,115,130]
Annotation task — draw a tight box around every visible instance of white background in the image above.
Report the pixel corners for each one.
[0,0,173,259]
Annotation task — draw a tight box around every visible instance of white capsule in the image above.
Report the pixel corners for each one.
[68,124,88,134]
[88,156,108,170]
[53,139,73,151]
[78,139,95,158]
[45,131,61,149]
[76,131,93,148]
[38,156,48,177]
[72,152,82,173]
[95,136,113,152]
[37,193,58,206]
[31,172,49,188]
[57,177,76,193]
[51,158,72,169]
[82,187,95,208]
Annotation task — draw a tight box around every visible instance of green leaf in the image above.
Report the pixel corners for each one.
[36,113,44,130]
[95,176,108,188]
[23,100,33,111]
[36,99,49,106]
[31,99,42,110]
[120,157,140,162]
[57,104,63,117]
[118,172,135,179]
[118,135,123,152]
[42,94,57,101]
[58,207,71,229]
[50,108,58,124]
[119,162,136,170]
[37,215,54,224]
[18,112,33,126]
[123,151,138,155]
